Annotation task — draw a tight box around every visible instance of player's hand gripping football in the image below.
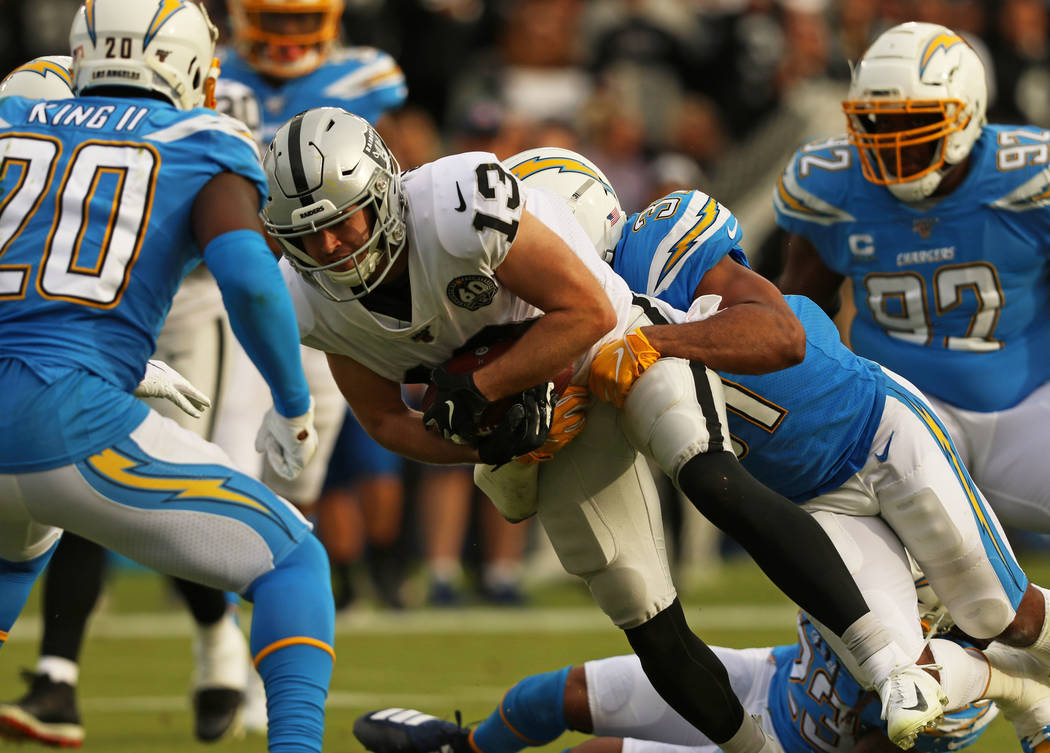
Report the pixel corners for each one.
[133,359,212,418]
[516,385,590,465]
[588,328,661,408]
[477,381,555,466]
[422,367,492,445]
[255,396,318,480]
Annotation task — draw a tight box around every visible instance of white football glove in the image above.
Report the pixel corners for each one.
[133,359,212,419]
[255,397,318,481]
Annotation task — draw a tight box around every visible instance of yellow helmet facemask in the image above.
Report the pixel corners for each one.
[841,22,987,202]
[843,98,970,187]
[229,0,344,79]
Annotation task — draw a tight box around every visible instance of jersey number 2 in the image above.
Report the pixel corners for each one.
[0,135,158,308]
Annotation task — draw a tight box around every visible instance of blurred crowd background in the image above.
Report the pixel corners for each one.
[3,0,1049,609]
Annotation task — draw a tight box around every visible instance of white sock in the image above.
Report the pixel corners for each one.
[719,714,771,753]
[36,655,79,686]
[983,643,1050,715]
[842,613,913,689]
[928,638,989,708]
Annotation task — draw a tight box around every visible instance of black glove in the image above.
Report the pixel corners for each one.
[477,382,555,466]
[423,367,491,445]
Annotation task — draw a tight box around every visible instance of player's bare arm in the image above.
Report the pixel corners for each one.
[476,205,617,400]
[640,255,806,373]
[777,232,845,312]
[191,171,267,246]
[326,351,478,465]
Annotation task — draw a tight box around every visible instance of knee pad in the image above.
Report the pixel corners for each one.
[885,489,1017,638]
[621,359,728,482]
[537,432,676,629]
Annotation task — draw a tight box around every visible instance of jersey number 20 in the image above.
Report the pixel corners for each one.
[0,134,158,308]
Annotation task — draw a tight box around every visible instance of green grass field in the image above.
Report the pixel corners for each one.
[5,553,1050,752]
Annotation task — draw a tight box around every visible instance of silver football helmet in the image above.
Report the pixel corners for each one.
[503,148,625,263]
[263,107,406,302]
[69,0,220,110]
[0,56,74,100]
[843,22,987,202]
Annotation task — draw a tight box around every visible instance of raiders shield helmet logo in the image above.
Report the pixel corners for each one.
[447,275,498,311]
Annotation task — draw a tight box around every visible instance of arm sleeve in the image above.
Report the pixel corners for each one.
[204,229,311,418]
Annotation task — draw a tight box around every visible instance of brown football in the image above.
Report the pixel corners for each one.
[422,339,574,433]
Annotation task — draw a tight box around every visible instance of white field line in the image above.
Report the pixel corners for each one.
[7,604,796,642]
[9,605,797,716]
[82,688,509,713]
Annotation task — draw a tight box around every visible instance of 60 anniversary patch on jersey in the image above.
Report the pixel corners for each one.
[447,274,498,310]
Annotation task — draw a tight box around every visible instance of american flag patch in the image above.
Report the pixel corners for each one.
[607,207,621,224]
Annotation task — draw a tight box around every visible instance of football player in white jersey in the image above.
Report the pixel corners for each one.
[262,107,944,753]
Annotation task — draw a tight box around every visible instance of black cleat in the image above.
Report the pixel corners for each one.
[354,708,471,753]
[0,670,84,747]
[193,687,245,743]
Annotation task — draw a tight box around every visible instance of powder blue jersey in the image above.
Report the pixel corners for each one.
[614,190,882,501]
[0,95,266,469]
[774,127,1050,412]
[768,614,996,753]
[217,46,407,146]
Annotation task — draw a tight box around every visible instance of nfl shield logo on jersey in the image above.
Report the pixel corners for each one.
[912,217,939,238]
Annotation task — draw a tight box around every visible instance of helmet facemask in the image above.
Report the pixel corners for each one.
[229,0,344,79]
[842,22,987,202]
[263,108,407,302]
[844,98,971,200]
[277,172,407,301]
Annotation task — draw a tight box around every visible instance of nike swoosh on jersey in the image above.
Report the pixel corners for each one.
[874,431,894,463]
[454,182,467,212]
[444,400,456,431]
[726,218,739,239]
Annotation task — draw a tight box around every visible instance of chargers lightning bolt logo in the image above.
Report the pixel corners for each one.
[144,0,186,49]
[919,33,965,77]
[86,448,270,513]
[6,58,72,88]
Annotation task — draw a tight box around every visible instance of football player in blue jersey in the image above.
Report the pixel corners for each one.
[0,3,334,753]
[0,55,255,747]
[220,0,406,144]
[352,600,1050,753]
[775,22,1050,536]
[505,147,1050,750]
[0,3,411,743]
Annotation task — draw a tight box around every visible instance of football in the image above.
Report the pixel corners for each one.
[422,339,574,434]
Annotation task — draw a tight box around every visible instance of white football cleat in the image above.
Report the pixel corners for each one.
[879,664,947,749]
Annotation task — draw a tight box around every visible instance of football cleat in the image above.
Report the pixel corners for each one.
[879,664,947,749]
[191,614,249,742]
[354,708,472,753]
[0,670,84,747]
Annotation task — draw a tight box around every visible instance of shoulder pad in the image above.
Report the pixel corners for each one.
[983,126,1050,211]
[142,110,257,154]
[415,152,522,262]
[774,137,856,226]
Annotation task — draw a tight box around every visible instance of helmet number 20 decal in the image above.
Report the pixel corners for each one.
[471,163,520,242]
